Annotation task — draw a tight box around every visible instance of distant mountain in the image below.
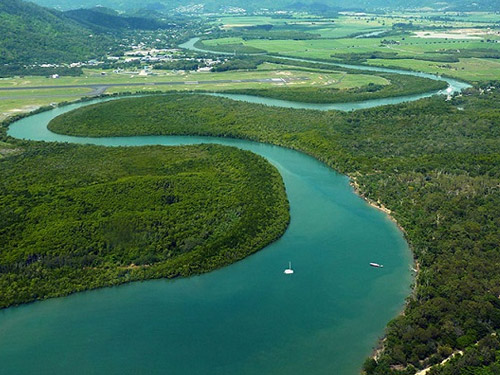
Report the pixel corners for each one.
[63,7,174,32]
[28,0,500,12]
[0,0,176,66]
[0,0,116,65]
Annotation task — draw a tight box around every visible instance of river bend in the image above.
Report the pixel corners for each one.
[1,54,471,374]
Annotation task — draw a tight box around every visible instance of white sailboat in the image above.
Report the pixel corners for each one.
[284,261,294,274]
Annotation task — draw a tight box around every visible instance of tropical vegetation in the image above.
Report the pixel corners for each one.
[47,89,500,374]
[0,142,289,308]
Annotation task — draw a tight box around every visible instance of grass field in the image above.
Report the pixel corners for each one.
[0,88,91,97]
[199,31,499,82]
[212,13,500,37]
[201,35,500,57]
[0,67,390,120]
[2,11,498,121]
[209,33,499,51]
[195,11,500,83]
[365,57,500,81]
[0,94,89,122]
[0,88,91,120]
[409,11,500,23]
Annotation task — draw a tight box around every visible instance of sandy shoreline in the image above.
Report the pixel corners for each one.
[349,176,406,234]
[349,175,420,365]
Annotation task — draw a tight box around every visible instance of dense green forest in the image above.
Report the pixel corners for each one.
[47,90,500,374]
[0,143,289,308]
[63,7,173,32]
[0,65,83,78]
[0,0,193,69]
[0,0,119,65]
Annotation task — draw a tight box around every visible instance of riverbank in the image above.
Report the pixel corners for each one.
[2,95,414,375]
[349,177,403,232]
[349,175,421,367]
[0,142,290,308]
[37,89,500,375]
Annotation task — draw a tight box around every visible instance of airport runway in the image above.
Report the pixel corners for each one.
[0,77,307,98]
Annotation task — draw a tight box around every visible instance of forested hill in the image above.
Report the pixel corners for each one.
[0,0,114,65]
[63,7,174,32]
[0,0,172,66]
[28,0,500,12]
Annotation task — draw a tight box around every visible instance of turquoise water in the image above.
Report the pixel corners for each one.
[3,53,471,374]
[2,100,414,374]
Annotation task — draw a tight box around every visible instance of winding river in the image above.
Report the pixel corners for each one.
[180,37,471,111]
[1,52,470,374]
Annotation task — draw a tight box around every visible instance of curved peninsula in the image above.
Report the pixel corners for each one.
[0,142,289,308]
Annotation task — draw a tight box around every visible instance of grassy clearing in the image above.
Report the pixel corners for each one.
[215,35,500,59]
[0,88,91,97]
[0,98,81,122]
[0,88,95,121]
[0,140,22,159]
[199,32,498,82]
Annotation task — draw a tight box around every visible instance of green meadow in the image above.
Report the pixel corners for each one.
[366,57,500,81]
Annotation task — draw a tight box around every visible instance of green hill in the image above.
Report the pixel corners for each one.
[63,7,174,32]
[0,0,117,65]
[0,0,175,67]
